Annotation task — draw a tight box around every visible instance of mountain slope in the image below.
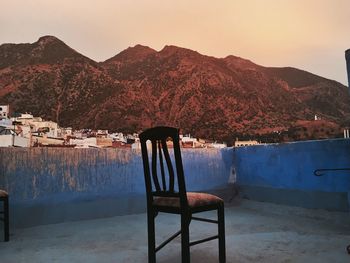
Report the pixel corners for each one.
[0,36,349,142]
[0,36,120,126]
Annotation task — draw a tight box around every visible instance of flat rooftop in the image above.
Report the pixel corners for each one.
[1,199,349,263]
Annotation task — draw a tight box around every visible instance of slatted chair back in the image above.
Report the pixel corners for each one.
[139,126,188,208]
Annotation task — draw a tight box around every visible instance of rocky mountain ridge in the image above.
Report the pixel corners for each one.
[0,36,349,142]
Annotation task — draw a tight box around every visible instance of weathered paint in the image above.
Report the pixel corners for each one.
[1,139,349,227]
[0,148,137,201]
[0,147,233,227]
[234,139,350,210]
[0,148,232,202]
[234,139,350,192]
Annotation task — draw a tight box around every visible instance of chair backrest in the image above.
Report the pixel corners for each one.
[139,126,188,207]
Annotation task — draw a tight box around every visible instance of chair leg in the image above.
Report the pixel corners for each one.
[181,214,190,263]
[147,210,156,263]
[218,204,225,263]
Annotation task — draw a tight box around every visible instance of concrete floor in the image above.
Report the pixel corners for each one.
[1,200,350,263]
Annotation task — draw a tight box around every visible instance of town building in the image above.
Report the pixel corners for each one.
[0,105,10,120]
[234,140,260,147]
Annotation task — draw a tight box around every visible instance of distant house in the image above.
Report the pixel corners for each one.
[0,106,30,147]
[180,134,205,148]
[32,135,65,147]
[14,113,59,139]
[70,137,112,148]
[207,142,227,149]
[234,140,259,147]
[0,105,10,120]
[0,127,30,147]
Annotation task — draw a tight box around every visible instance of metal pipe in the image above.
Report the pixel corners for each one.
[314,168,350,176]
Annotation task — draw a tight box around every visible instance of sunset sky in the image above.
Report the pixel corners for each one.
[1,0,350,85]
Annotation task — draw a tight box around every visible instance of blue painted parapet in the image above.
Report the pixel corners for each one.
[0,148,233,227]
[1,139,349,228]
[234,139,350,211]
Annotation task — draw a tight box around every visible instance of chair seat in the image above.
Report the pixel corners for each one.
[0,190,8,198]
[153,192,223,209]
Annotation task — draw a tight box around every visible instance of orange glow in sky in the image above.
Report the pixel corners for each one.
[1,0,350,84]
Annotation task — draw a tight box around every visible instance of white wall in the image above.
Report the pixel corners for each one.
[0,135,30,147]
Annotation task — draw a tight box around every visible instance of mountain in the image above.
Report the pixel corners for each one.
[0,36,120,126]
[0,36,349,142]
[0,36,91,67]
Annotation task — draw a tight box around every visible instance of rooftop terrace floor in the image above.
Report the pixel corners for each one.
[1,199,349,263]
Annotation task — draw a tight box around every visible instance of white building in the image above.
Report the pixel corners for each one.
[58,127,73,139]
[180,134,200,148]
[109,132,127,143]
[234,140,259,147]
[0,105,10,120]
[13,113,59,138]
[70,137,112,148]
[0,127,30,147]
[0,118,12,128]
[207,142,227,149]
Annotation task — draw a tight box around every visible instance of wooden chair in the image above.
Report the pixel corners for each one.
[139,126,225,263]
[0,189,9,242]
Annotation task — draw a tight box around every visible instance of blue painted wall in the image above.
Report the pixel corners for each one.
[0,148,232,203]
[1,139,349,227]
[234,139,350,192]
[0,147,233,227]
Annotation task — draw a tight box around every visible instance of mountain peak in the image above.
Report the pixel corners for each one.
[131,44,155,51]
[159,45,200,57]
[224,55,259,70]
[124,44,156,57]
[37,35,62,45]
[104,44,156,64]
[0,35,92,68]
[34,35,73,52]
[30,35,89,64]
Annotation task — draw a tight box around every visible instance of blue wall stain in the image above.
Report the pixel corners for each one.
[234,139,350,192]
[0,148,231,203]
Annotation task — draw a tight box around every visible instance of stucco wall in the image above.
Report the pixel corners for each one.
[1,139,349,228]
[0,147,233,227]
[234,139,350,211]
[0,148,232,201]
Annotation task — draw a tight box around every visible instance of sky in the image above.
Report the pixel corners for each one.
[1,0,350,85]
